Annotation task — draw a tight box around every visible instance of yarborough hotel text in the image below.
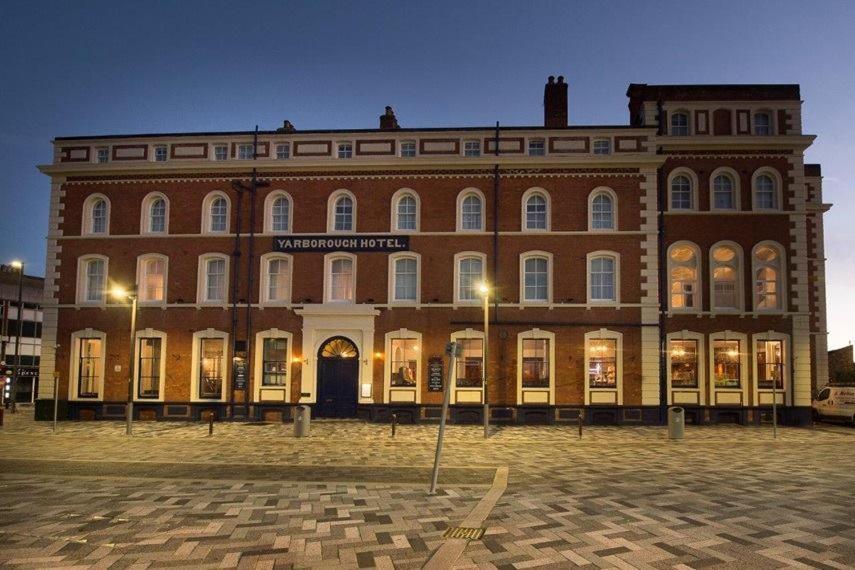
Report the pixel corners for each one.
[36,77,830,426]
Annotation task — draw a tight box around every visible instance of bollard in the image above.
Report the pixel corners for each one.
[578,414,583,439]
[208,415,214,436]
[391,413,397,438]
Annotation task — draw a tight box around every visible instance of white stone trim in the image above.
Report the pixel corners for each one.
[201,190,231,234]
[139,191,170,235]
[708,166,741,211]
[520,187,551,232]
[456,187,486,232]
[263,190,294,233]
[390,188,420,232]
[326,189,357,233]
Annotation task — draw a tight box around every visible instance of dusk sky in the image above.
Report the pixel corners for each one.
[1,0,853,348]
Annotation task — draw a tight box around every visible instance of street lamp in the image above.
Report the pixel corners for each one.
[110,286,138,436]
[8,260,23,413]
[478,282,490,439]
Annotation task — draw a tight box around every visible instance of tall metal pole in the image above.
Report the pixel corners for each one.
[52,368,59,433]
[429,342,460,495]
[11,263,24,413]
[483,291,490,439]
[770,331,778,439]
[125,292,137,436]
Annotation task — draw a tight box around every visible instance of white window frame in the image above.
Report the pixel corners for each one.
[323,252,357,303]
[667,168,699,211]
[752,110,775,136]
[133,328,167,402]
[384,328,422,404]
[259,252,293,305]
[264,190,293,233]
[519,251,552,305]
[140,192,169,235]
[751,167,784,211]
[521,187,550,232]
[584,328,623,405]
[400,141,417,158]
[390,188,420,232]
[196,253,230,305]
[456,188,486,232]
[327,189,357,233]
[68,328,106,401]
[388,252,421,306]
[709,167,741,211]
[709,241,743,312]
[253,328,293,403]
[213,144,228,161]
[665,330,706,406]
[82,193,111,236]
[586,251,620,305]
[751,331,791,407]
[527,139,546,156]
[153,145,168,162]
[337,142,353,159]
[275,143,291,160]
[592,138,611,155]
[238,143,254,160]
[670,111,691,136]
[76,254,109,305]
[752,241,786,313]
[463,140,481,157]
[201,191,231,234]
[190,328,229,403]
[453,251,487,306]
[516,328,556,405]
[709,331,749,406]
[136,253,168,305]
[95,147,109,163]
[588,186,618,231]
[667,241,701,313]
[450,328,486,404]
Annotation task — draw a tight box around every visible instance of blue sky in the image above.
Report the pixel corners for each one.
[1,0,853,348]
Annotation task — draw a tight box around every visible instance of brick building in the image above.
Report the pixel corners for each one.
[36,77,831,425]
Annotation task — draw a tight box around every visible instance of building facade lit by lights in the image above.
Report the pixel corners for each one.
[36,77,830,425]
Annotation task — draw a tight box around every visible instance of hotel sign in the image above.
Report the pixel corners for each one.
[273,235,410,253]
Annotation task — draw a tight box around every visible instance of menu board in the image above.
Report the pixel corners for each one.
[428,357,444,392]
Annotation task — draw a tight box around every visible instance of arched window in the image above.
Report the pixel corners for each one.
[392,190,419,232]
[754,111,772,135]
[457,189,485,231]
[82,195,110,235]
[587,252,619,303]
[669,173,695,210]
[150,198,166,232]
[137,254,167,303]
[710,243,741,311]
[753,243,784,311]
[327,190,356,232]
[589,188,617,230]
[141,193,169,234]
[712,172,737,210]
[668,243,699,311]
[263,191,293,233]
[671,112,690,136]
[522,189,549,231]
[521,252,551,303]
[325,253,356,302]
[77,255,108,304]
[202,192,230,234]
[454,252,486,303]
[753,171,780,210]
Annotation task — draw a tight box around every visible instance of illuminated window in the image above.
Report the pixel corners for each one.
[521,338,549,388]
[588,339,617,388]
[756,339,784,390]
[456,338,483,388]
[669,339,698,388]
[713,340,741,388]
[137,337,162,398]
[328,257,354,302]
[139,256,166,303]
[198,337,224,399]
[262,338,288,386]
[77,337,101,398]
[390,338,418,387]
[669,244,699,310]
[711,245,740,310]
[753,243,783,310]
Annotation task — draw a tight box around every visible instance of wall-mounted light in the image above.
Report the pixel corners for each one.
[374,352,384,360]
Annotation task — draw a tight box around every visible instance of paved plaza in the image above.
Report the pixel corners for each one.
[0,410,853,569]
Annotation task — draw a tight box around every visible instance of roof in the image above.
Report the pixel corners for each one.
[805,164,822,177]
[626,83,801,102]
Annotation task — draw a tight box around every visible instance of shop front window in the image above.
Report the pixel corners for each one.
[78,338,101,398]
[757,339,784,390]
[390,338,418,387]
[588,339,617,388]
[262,338,288,386]
[137,337,161,398]
[199,338,224,398]
[670,339,698,388]
[521,338,549,388]
[713,340,741,388]
[456,338,483,388]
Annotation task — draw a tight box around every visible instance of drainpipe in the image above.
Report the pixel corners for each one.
[245,126,259,419]
[656,98,668,424]
[492,122,500,321]
[229,182,244,418]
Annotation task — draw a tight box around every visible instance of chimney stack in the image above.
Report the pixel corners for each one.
[543,76,568,128]
[379,106,400,130]
[277,120,296,133]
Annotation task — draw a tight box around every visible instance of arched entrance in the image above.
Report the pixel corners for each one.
[315,336,360,418]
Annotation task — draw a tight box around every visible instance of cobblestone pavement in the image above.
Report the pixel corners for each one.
[0,409,853,569]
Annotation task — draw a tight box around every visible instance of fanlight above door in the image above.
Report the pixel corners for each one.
[320,337,359,358]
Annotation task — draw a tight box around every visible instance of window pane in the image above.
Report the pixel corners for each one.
[755,266,779,310]
[206,258,226,301]
[390,338,418,386]
[210,197,227,232]
[528,140,545,156]
[671,113,689,135]
[330,258,354,301]
[713,340,741,388]
[394,258,417,301]
[590,257,615,301]
[458,257,482,301]
[671,176,693,209]
[755,113,772,135]
[461,195,482,230]
[86,259,105,302]
[588,339,617,388]
[334,196,353,231]
[143,258,165,302]
[262,337,288,386]
[713,175,735,209]
[525,195,547,229]
[591,194,614,229]
[396,195,417,230]
[276,144,290,159]
[757,340,784,389]
[272,197,290,232]
[670,340,698,388]
[91,200,107,233]
[593,140,611,154]
[150,198,166,232]
[138,337,161,398]
[524,257,548,301]
[455,338,483,387]
[401,142,416,157]
[267,258,290,301]
[199,338,224,398]
[522,338,549,388]
[78,338,101,397]
[755,175,777,209]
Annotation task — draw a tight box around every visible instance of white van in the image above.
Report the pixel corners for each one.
[812,385,855,423]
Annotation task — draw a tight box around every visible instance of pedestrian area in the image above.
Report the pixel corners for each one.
[0,410,853,569]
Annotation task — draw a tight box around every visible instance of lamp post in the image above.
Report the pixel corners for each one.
[479,282,490,439]
[9,260,23,413]
[111,286,138,436]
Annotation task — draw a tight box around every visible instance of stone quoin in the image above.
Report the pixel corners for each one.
[35,78,830,426]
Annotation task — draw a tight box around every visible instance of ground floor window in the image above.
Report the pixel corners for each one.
[756,339,784,390]
[137,337,161,398]
[390,338,418,387]
[199,338,224,399]
[713,340,741,388]
[588,338,617,388]
[521,338,549,388]
[262,337,288,386]
[456,338,484,388]
[670,339,699,388]
[77,338,101,398]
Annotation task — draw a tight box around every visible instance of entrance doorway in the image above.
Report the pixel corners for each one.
[315,336,360,418]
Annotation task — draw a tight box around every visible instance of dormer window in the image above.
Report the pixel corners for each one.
[338,142,353,159]
[154,145,168,162]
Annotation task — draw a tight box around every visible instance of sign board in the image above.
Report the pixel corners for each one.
[233,359,248,390]
[428,357,444,392]
[273,235,410,253]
